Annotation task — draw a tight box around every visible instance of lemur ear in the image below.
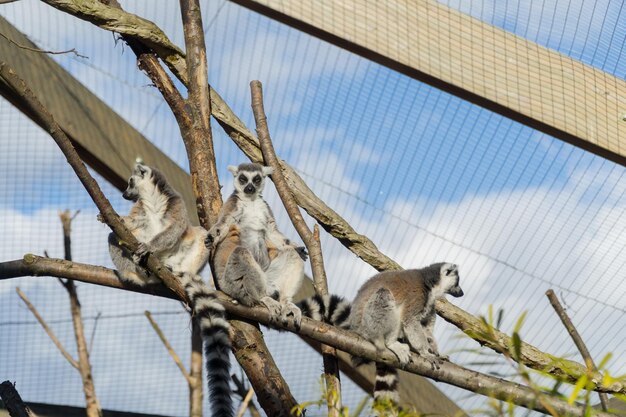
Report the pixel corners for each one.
[261,166,274,177]
[227,165,238,176]
[134,163,149,177]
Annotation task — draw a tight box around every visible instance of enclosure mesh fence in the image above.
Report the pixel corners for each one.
[1,0,625,416]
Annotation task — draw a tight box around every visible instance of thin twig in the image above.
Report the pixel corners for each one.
[15,287,79,369]
[0,31,88,58]
[251,80,342,415]
[546,289,610,411]
[0,381,38,417]
[144,310,192,384]
[1,256,622,416]
[88,312,101,354]
[235,387,255,417]
[232,374,262,417]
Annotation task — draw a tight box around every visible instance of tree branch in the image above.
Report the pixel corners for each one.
[15,287,79,369]
[0,31,87,58]
[40,0,187,83]
[546,289,610,411]
[58,210,102,417]
[235,387,255,417]
[179,0,221,226]
[251,80,342,415]
[1,256,623,417]
[145,311,192,383]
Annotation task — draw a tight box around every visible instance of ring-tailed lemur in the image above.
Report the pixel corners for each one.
[297,263,463,405]
[206,163,306,327]
[105,162,233,417]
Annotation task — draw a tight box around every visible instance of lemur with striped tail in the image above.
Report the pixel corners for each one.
[298,263,463,406]
[104,162,233,417]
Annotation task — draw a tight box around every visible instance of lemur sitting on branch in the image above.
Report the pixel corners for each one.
[104,162,233,417]
[206,162,307,328]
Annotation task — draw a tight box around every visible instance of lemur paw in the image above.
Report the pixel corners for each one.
[260,297,282,322]
[295,246,308,262]
[420,352,441,370]
[96,213,104,223]
[280,302,302,330]
[132,243,150,264]
[205,226,223,248]
[388,342,411,366]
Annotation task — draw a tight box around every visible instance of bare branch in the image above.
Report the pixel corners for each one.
[15,287,79,369]
[58,209,102,417]
[546,289,610,411]
[251,80,342,414]
[0,31,87,58]
[2,256,623,417]
[232,375,262,417]
[235,387,255,417]
[40,0,187,82]
[0,381,38,417]
[145,311,192,383]
[179,0,221,225]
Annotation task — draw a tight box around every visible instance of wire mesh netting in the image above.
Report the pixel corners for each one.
[1,0,625,416]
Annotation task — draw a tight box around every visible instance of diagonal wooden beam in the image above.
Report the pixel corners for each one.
[0,15,464,416]
[0,15,198,223]
[231,0,626,167]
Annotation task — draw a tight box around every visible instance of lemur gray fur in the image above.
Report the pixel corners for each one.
[298,263,463,405]
[105,162,233,417]
[206,163,306,327]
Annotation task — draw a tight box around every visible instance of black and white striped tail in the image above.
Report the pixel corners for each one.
[374,363,400,404]
[183,276,233,417]
[297,293,351,328]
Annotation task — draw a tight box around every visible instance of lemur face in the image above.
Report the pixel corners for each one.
[122,163,152,201]
[439,263,463,298]
[228,163,274,198]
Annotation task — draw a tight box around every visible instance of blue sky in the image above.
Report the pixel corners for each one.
[1,0,626,415]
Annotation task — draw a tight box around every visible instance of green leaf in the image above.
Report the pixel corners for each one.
[511,332,522,361]
[568,375,588,405]
[597,352,613,370]
[514,311,528,334]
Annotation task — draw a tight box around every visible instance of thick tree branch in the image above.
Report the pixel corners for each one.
[15,287,79,369]
[251,80,342,415]
[180,0,221,225]
[546,289,610,411]
[58,210,102,417]
[0,256,622,417]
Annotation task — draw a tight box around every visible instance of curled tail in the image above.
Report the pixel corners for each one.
[183,275,233,417]
[374,363,400,405]
[297,293,351,328]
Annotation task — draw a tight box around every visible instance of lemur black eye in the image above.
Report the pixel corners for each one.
[253,175,262,184]
[238,175,247,185]
[446,269,454,276]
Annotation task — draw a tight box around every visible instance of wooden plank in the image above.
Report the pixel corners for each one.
[231,0,626,166]
[0,16,198,223]
[0,15,464,416]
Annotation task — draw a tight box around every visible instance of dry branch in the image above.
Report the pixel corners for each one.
[40,0,187,82]
[232,375,262,417]
[546,289,610,411]
[0,381,38,417]
[58,210,102,417]
[145,311,192,383]
[235,387,255,417]
[15,287,79,369]
[0,256,621,417]
[251,80,342,415]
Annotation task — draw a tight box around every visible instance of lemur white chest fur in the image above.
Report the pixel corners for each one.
[134,184,171,244]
